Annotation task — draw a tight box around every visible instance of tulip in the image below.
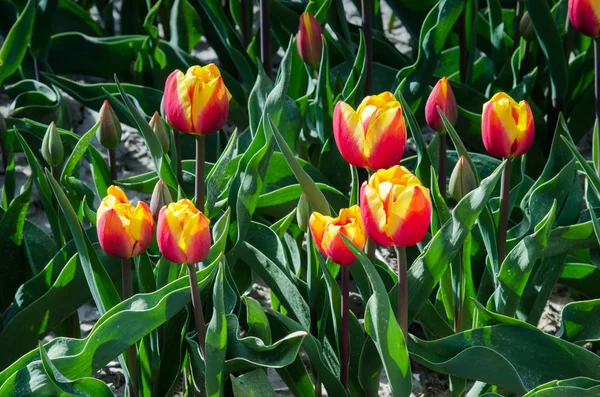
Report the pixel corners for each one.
[449,156,477,202]
[481,92,534,159]
[296,12,323,69]
[97,186,154,259]
[425,77,458,133]
[360,166,432,247]
[41,122,64,167]
[296,193,309,232]
[163,64,232,135]
[568,0,600,38]
[149,111,170,153]
[333,92,407,170]
[97,100,122,150]
[157,199,211,264]
[309,205,366,267]
[150,179,173,220]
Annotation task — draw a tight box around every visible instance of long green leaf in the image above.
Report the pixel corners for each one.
[0,0,35,86]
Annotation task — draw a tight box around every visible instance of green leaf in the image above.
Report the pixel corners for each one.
[523,378,600,397]
[409,324,600,394]
[231,369,278,397]
[558,299,600,344]
[60,121,99,182]
[243,296,272,345]
[206,262,227,397]
[0,0,35,86]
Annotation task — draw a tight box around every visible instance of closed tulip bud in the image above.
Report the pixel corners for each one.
[150,179,173,220]
[481,92,534,158]
[97,186,154,259]
[97,100,122,150]
[149,111,170,153]
[360,166,432,247]
[296,12,323,69]
[309,205,366,266]
[449,156,477,201]
[519,12,536,41]
[41,122,64,167]
[333,92,407,170]
[296,193,310,232]
[163,64,231,135]
[568,0,600,38]
[157,199,211,264]
[425,77,458,133]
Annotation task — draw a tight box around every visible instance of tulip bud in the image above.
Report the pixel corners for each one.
[309,205,366,266]
[97,100,122,150]
[41,122,64,167]
[157,199,211,264]
[149,111,170,153]
[150,179,173,220]
[425,77,458,133]
[163,64,231,135]
[568,0,600,38]
[97,186,154,259]
[333,92,406,170]
[519,12,536,41]
[360,166,432,247]
[481,92,534,158]
[296,12,324,69]
[296,193,309,232]
[449,156,477,202]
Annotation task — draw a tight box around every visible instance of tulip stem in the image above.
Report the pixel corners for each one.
[260,0,271,78]
[497,157,512,270]
[362,0,373,95]
[438,133,447,199]
[187,263,207,358]
[195,135,205,210]
[122,258,138,397]
[174,131,183,186]
[341,266,350,390]
[395,245,408,337]
[108,148,117,184]
[595,38,600,176]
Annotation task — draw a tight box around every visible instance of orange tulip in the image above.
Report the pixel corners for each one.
[97,186,154,259]
[309,205,366,266]
[481,92,534,158]
[157,199,211,264]
[360,166,431,247]
[425,77,458,132]
[333,92,406,170]
[163,64,231,135]
[296,12,323,69]
[569,0,600,38]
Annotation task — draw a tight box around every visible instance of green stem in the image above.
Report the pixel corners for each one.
[187,263,207,358]
[341,266,350,389]
[260,0,271,78]
[195,135,205,210]
[395,246,408,336]
[122,258,138,397]
[438,133,447,199]
[108,148,117,184]
[362,0,373,95]
[497,157,512,268]
[174,130,183,186]
[455,247,464,332]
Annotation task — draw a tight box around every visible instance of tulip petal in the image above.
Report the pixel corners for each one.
[482,100,513,158]
[512,101,535,157]
[322,226,357,267]
[190,76,229,135]
[164,70,193,133]
[388,186,432,247]
[97,209,135,259]
[157,207,187,264]
[129,202,155,257]
[180,213,211,264]
[309,212,329,255]
[364,107,406,170]
[569,0,600,37]
[360,184,393,246]
[333,101,367,168]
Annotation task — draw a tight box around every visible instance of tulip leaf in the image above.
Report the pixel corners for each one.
[0,0,35,86]
[60,120,100,183]
[205,262,227,396]
[231,369,278,397]
[523,378,600,397]
[558,297,600,344]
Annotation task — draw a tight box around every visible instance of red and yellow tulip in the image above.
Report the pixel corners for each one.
[425,77,458,132]
[296,12,324,69]
[481,92,534,158]
[157,199,211,264]
[568,0,600,38]
[309,205,366,266]
[333,92,406,170]
[163,64,231,135]
[97,186,154,259]
[360,166,431,247]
